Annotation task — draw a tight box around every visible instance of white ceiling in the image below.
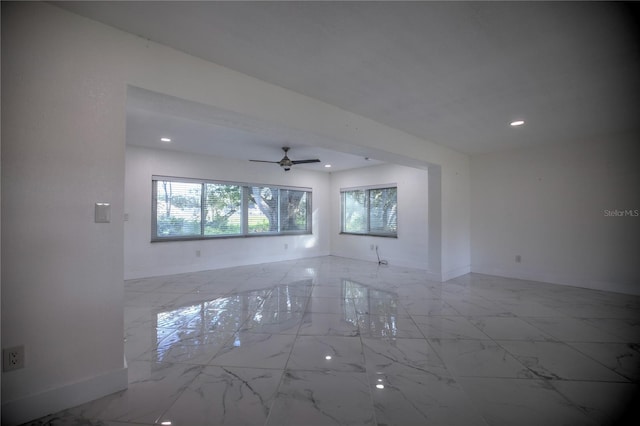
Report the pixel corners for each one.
[126,87,384,172]
[57,1,640,161]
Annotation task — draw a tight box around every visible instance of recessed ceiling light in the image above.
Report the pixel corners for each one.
[324,164,332,168]
[160,137,172,142]
[510,120,525,127]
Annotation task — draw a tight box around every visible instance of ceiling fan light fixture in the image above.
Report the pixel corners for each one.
[250,147,320,171]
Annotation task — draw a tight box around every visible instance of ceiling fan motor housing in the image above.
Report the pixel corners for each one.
[249,146,318,171]
[279,156,293,170]
[280,147,291,170]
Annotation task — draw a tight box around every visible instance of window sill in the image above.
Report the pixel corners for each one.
[339,232,397,238]
[151,231,312,243]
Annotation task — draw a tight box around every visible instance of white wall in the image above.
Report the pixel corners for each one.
[2,3,128,423]
[441,162,471,280]
[1,3,470,423]
[471,133,640,295]
[125,146,330,279]
[330,164,435,274]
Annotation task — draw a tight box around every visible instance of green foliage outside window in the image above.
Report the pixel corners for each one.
[341,186,397,236]
[153,178,311,240]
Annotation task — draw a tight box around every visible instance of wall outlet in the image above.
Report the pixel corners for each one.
[195,249,201,257]
[3,346,25,372]
[515,255,522,263]
[284,243,288,250]
[370,244,375,250]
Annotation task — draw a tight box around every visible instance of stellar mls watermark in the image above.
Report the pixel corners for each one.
[603,209,639,217]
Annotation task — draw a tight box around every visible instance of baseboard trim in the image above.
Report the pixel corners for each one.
[471,265,640,296]
[125,251,331,280]
[442,264,471,282]
[1,366,128,426]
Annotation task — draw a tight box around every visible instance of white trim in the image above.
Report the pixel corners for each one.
[340,183,397,192]
[1,366,128,426]
[471,264,640,296]
[442,264,471,282]
[152,174,312,192]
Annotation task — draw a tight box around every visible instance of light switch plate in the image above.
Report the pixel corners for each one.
[95,202,111,223]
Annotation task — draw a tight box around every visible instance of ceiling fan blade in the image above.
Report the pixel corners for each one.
[249,160,280,163]
[291,159,321,164]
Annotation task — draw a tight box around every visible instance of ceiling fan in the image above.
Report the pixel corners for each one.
[249,147,320,171]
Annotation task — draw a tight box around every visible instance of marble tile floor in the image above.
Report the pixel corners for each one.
[24,256,640,426]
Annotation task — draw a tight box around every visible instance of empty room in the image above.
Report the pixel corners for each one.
[2,2,639,426]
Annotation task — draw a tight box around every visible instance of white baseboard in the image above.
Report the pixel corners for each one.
[471,264,640,296]
[1,366,128,426]
[125,250,331,280]
[442,264,471,282]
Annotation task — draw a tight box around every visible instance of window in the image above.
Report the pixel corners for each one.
[155,181,202,238]
[204,183,242,236]
[280,189,309,232]
[341,185,397,237]
[152,176,311,241]
[247,185,278,233]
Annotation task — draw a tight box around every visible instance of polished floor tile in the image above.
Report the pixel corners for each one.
[266,370,375,426]
[369,371,488,426]
[399,298,459,316]
[357,313,424,339]
[469,316,554,341]
[550,380,640,426]
[458,377,599,426]
[362,337,447,377]
[567,341,640,382]
[498,340,629,381]
[298,312,360,336]
[23,258,640,426]
[523,316,624,342]
[445,296,515,317]
[160,366,283,426]
[66,361,203,424]
[429,338,532,378]
[209,332,296,369]
[412,315,489,340]
[287,335,365,372]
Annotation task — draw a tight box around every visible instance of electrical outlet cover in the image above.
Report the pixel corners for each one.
[3,346,25,372]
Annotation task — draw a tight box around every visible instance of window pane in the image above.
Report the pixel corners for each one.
[342,190,367,233]
[155,181,201,237]
[280,190,308,232]
[369,187,397,234]
[204,183,242,235]
[152,176,312,241]
[248,186,279,233]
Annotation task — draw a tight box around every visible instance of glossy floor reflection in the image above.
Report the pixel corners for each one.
[25,256,640,425]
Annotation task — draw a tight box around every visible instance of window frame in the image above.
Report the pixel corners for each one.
[340,184,398,238]
[151,175,312,242]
